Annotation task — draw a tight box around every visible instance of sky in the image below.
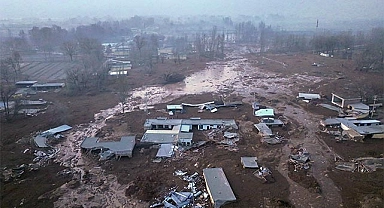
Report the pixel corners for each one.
[0,0,383,21]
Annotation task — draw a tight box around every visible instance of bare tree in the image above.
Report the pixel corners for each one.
[0,81,16,121]
[62,41,77,61]
[0,59,16,120]
[134,35,146,59]
[116,77,131,113]
[259,21,266,53]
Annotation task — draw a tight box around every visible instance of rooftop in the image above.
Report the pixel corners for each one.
[203,168,236,207]
[255,109,274,117]
[80,136,136,156]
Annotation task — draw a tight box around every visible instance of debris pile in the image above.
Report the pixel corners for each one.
[253,166,275,183]
[289,145,311,171]
[150,171,208,208]
[33,149,60,166]
[261,135,284,145]
[205,127,239,151]
[335,157,384,172]
[1,148,60,182]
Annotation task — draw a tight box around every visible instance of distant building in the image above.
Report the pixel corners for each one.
[15,81,37,88]
[31,83,65,91]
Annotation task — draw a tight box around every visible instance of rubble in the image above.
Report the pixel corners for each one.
[335,157,384,172]
[253,166,275,183]
[289,146,311,171]
[150,171,208,208]
[205,127,240,151]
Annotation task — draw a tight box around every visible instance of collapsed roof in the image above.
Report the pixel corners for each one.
[80,136,136,157]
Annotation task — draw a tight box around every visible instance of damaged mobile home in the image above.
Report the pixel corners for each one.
[141,118,238,146]
[321,118,384,141]
[80,136,136,160]
[203,168,236,208]
[34,125,72,148]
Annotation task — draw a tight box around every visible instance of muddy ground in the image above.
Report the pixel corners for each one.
[1,45,383,208]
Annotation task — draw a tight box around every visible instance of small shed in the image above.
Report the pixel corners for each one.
[203,168,236,208]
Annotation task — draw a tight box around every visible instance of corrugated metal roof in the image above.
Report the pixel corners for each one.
[203,168,236,207]
[156,144,174,157]
[254,123,273,136]
[80,136,136,156]
[34,135,48,148]
[241,157,259,168]
[41,125,72,135]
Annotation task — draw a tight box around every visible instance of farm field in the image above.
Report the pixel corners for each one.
[20,61,78,82]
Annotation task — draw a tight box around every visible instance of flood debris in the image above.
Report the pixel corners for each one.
[254,123,285,144]
[1,148,59,182]
[150,171,206,208]
[253,166,275,183]
[34,125,72,148]
[320,118,384,141]
[182,100,242,113]
[2,165,26,182]
[289,146,311,171]
[335,157,384,172]
[33,148,60,166]
[205,127,240,151]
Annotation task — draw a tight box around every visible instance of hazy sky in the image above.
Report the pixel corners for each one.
[1,0,383,21]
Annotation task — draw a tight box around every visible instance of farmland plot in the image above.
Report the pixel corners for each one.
[20,62,78,82]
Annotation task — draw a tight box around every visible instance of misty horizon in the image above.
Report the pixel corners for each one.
[1,0,383,22]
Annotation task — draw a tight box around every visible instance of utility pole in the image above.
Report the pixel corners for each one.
[370,95,377,118]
